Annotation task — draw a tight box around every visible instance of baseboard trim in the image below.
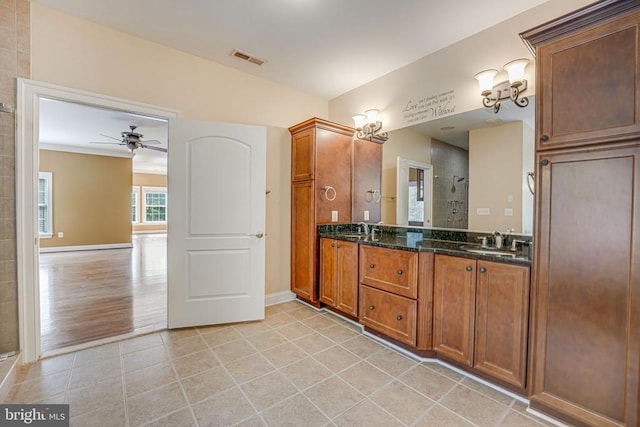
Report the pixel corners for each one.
[39,243,133,253]
[132,230,167,235]
[265,290,296,306]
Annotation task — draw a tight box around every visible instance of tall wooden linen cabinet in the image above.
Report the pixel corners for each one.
[521,1,640,426]
[289,118,382,305]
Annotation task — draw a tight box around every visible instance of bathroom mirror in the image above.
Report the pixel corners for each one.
[382,104,535,235]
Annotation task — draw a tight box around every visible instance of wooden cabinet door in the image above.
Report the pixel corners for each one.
[474,261,530,389]
[336,240,358,317]
[352,139,382,223]
[319,238,337,307]
[291,180,316,302]
[315,128,352,224]
[536,9,640,151]
[531,145,640,426]
[433,255,475,367]
[291,128,314,181]
[360,285,417,346]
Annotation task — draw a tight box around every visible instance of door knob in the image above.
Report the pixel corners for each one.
[250,232,264,238]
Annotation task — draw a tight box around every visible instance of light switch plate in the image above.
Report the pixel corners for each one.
[364,210,369,221]
[476,208,490,216]
[331,211,338,222]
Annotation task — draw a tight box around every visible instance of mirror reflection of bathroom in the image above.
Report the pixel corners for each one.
[448,175,468,228]
[396,157,433,227]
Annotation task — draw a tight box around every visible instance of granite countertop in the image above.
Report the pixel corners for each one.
[318,225,532,266]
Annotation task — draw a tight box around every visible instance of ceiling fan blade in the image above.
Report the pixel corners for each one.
[141,139,162,145]
[100,133,123,142]
[90,141,125,145]
[143,145,168,153]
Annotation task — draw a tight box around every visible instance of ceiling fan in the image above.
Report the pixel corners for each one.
[91,125,167,153]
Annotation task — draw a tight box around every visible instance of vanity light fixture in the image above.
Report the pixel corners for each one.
[474,58,530,114]
[352,109,389,143]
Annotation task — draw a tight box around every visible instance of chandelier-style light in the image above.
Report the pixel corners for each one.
[352,109,388,143]
[474,59,530,114]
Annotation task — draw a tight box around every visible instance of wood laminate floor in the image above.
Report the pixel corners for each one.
[39,234,167,353]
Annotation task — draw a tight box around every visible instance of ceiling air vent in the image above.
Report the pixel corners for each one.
[231,49,266,66]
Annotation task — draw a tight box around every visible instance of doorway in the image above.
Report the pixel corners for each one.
[396,157,433,227]
[17,79,179,362]
[39,98,170,354]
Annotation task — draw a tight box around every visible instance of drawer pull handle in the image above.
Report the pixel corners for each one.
[396,315,402,321]
[480,267,486,273]
[466,265,472,272]
[368,305,375,311]
[369,264,375,269]
[397,269,403,275]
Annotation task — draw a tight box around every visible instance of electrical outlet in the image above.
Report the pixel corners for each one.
[507,194,514,202]
[364,210,370,221]
[476,208,490,216]
[331,211,338,222]
[58,232,64,238]
[504,208,514,216]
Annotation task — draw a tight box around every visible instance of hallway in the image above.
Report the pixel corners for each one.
[39,234,167,353]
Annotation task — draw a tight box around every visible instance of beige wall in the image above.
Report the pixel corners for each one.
[468,122,526,233]
[31,4,329,296]
[133,173,167,234]
[39,150,132,248]
[327,0,594,130]
[381,128,431,224]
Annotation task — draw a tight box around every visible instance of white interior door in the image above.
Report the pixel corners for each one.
[167,119,266,328]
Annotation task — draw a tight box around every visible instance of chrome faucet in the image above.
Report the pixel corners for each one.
[493,231,503,249]
[370,221,384,237]
[358,222,369,235]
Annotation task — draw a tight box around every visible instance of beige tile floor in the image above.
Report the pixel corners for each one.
[1,301,560,427]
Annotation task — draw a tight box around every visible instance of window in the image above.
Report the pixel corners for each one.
[143,187,167,223]
[38,172,53,238]
[132,186,140,223]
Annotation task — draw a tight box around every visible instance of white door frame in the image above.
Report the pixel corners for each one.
[396,157,433,226]
[16,78,179,363]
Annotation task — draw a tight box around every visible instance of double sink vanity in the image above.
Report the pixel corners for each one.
[316,224,532,394]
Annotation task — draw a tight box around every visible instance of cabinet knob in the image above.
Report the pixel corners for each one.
[337,244,341,248]
[540,159,549,166]
[396,315,402,321]
[466,265,472,272]
[368,305,375,311]
[331,243,335,248]
[369,264,375,269]
[480,267,486,273]
[397,269,403,275]
[539,134,549,142]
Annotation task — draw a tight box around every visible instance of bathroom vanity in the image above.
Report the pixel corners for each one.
[317,224,532,395]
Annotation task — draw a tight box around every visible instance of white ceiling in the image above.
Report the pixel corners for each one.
[39,98,169,174]
[30,0,550,100]
[34,0,547,171]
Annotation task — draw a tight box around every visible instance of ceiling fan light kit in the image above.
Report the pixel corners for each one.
[91,125,167,153]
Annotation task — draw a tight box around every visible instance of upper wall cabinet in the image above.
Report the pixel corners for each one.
[523,4,640,151]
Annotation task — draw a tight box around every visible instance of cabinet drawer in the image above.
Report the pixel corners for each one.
[360,285,417,346]
[359,246,418,298]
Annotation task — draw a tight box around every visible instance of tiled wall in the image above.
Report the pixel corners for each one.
[431,139,469,229]
[0,0,30,353]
